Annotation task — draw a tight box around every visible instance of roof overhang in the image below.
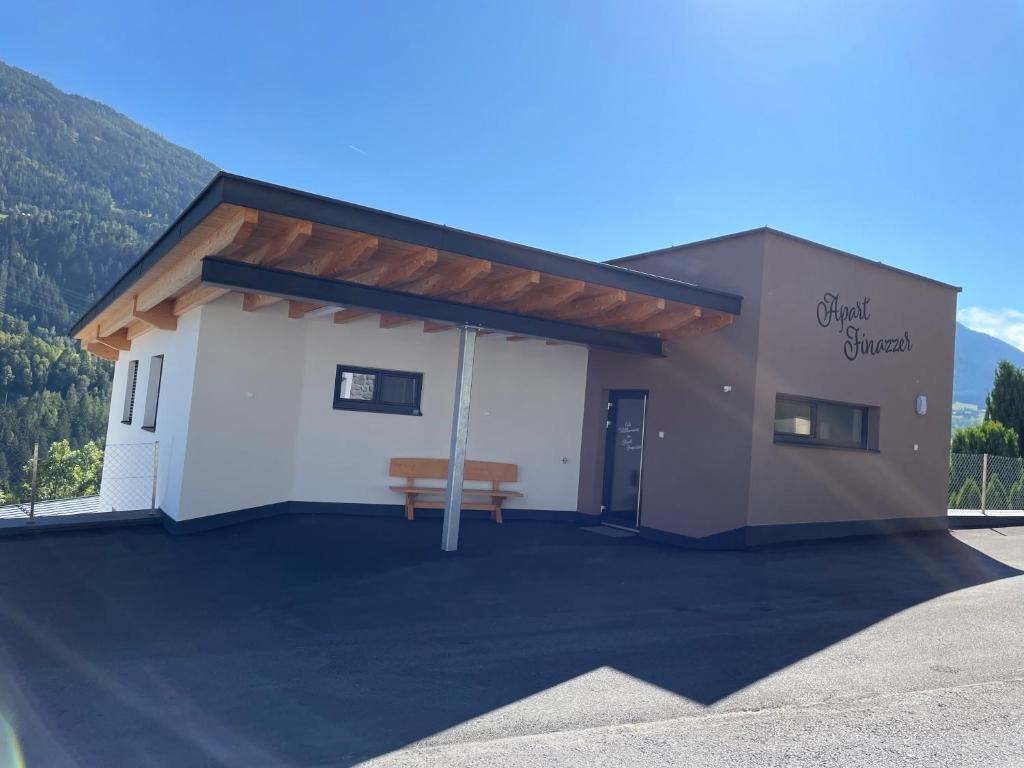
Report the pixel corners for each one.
[71,173,743,358]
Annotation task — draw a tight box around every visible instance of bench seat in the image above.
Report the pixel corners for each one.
[389,458,521,524]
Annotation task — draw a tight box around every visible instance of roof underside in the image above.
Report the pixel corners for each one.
[73,174,742,358]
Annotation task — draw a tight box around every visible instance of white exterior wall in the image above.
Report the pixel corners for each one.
[291,314,589,510]
[100,293,590,521]
[99,310,202,516]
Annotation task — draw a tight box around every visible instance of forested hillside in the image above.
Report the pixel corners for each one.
[0,60,217,329]
[0,61,217,497]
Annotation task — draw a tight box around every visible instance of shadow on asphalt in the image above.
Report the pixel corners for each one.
[0,516,1017,766]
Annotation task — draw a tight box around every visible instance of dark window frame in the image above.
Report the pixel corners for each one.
[141,355,164,432]
[773,394,873,451]
[121,359,140,424]
[333,364,423,416]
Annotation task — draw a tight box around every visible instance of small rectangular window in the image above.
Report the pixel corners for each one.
[141,355,164,431]
[333,365,422,415]
[121,360,139,424]
[774,395,871,450]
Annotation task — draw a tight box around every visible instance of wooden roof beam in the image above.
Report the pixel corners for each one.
[242,293,282,312]
[85,341,119,362]
[659,311,734,339]
[548,290,626,321]
[236,220,313,267]
[507,280,586,314]
[304,235,380,277]
[457,270,540,304]
[346,248,438,288]
[132,296,177,331]
[96,328,131,351]
[288,300,323,318]
[423,321,454,333]
[626,306,702,334]
[333,309,370,324]
[405,259,491,297]
[135,206,259,312]
[380,314,414,329]
[592,298,666,328]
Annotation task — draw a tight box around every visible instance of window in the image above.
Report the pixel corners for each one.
[774,395,871,449]
[121,360,139,424]
[141,355,164,431]
[333,365,423,415]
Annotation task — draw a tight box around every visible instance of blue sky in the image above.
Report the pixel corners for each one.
[2,1,1022,346]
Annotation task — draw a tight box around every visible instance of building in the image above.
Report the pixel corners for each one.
[71,173,959,549]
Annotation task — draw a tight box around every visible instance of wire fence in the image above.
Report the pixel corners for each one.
[0,441,159,522]
[949,453,1024,513]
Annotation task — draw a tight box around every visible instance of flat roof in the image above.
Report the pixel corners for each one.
[609,226,962,292]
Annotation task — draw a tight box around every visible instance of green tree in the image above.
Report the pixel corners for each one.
[20,439,104,502]
[951,420,1020,457]
[985,361,1024,454]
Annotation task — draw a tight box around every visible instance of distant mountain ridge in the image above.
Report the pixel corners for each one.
[954,322,1024,408]
[0,60,217,330]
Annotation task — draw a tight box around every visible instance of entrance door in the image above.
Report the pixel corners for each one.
[601,390,648,529]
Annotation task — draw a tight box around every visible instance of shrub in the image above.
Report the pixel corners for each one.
[951,420,1020,457]
[1010,480,1024,512]
[985,474,1009,510]
[955,477,982,510]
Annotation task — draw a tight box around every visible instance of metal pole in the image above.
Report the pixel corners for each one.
[150,441,160,512]
[28,442,38,522]
[441,326,478,552]
[981,453,989,515]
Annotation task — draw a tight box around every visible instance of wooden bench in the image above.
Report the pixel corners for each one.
[389,458,522,524]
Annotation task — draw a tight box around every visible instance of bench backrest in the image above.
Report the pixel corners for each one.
[389,457,517,484]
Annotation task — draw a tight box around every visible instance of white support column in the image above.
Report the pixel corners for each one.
[442,325,478,552]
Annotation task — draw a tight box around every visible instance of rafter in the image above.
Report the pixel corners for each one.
[288,301,323,318]
[659,311,734,339]
[507,280,585,314]
[591,298,666,328]
[173,284,224,317]
[241,293,283,313]
[423,321,454,333]
[345,248,438,288]
[131,296,177,331]
[380,314,414,329]
[404,259,491,297]
[456,271,540,304]
[85,341,118,362]
[96,329,131,351]
[135,206,259,311]
[302,235,380,278]
[626,306,702,334]
[547,290,626,321]
[236,220,313,267]
[333,309,370,324]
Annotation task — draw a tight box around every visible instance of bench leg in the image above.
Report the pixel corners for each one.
[405,494,416,521]
[492,496,503,524]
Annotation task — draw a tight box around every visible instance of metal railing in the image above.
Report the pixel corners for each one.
[949,452,1024,513]
[0,441,160,523]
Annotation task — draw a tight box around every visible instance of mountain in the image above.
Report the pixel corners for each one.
[0,60,218,330]
[0,61,218,497]
[954,322,1024,408]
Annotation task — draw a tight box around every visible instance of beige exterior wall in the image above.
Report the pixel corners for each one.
[580,234,766,538]
[581,230,957,544]
[746,232,957,531]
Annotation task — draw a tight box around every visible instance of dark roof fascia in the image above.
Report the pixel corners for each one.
[70,172,743,336]
[201,257,664,356]
[609,226,962,293]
